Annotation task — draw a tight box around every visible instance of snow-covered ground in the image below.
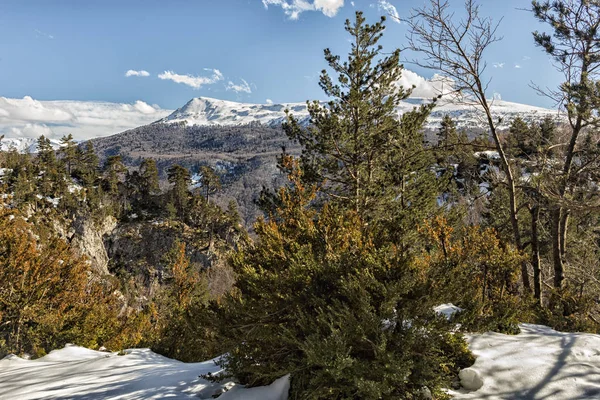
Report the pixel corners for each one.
[3,322,600,399]
[0,345,289,400]
[450,323,600,399]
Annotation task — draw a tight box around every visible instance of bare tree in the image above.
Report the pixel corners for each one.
[406,0,531,292]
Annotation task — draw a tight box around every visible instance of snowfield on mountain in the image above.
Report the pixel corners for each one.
[158,96,559,131]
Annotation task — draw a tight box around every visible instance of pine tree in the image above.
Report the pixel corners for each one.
[532,0,600,289]
[0,207,88,356]
[79,141,100,187]
[437,114,457,148]
[35,135,66,198]
[167,164,191,219]
[103,155,126,195]
[284,11,434,219]
[417,216,527,333]
[140,158,160,202]
[151,241,214,362]
[59,134,77,176]
[199,165,221,202]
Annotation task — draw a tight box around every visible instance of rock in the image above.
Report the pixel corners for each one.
[71,215,117,275]
[459,368,484,391]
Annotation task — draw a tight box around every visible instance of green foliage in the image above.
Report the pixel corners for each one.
[103,155,127,195]
[199,165,221,201]
[285,12,435,221]
[216,158,473,398]
[167,164,192,218]
[150,241,220,362]
[0,205,143,357]
[417,216,530,333]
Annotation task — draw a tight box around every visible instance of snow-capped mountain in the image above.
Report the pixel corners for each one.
[158,96,560,131]
[157,97,310,127]
[1,95,560,153]
[0,137,63,153]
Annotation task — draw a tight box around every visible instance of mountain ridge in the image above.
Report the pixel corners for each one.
[157,95,560,131]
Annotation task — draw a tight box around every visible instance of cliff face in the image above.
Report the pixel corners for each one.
[71,215,118,276]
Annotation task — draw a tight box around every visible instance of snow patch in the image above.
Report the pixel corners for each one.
[450,323,600,399]
[434,303,463,320]
[0,344,290,400]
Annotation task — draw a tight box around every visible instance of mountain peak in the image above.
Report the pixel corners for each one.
[157,96,307,127]
[157,96,560,130]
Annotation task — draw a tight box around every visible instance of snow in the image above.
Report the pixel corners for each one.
[4,322,600,399]
[434,303,463,320]
[0,137,62,153]
[2,96,561,154]
[449,323,600,399]
[158,97,310,128]
[475,150,501,160]
[34,194,60,207]
[0,344,290,400]
[68,183,83,193]
[158,96,560,131]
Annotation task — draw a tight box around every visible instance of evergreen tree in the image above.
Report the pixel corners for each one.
[77,141,100,187]
[35,135,66,198]
[0,207,89,356]
[538,115,556,152]
[508,117,534,157]
[199,165,221,202]
[151,241,213,362]
[217,157,473,399]
[167,164,191,219]
[532,0,600,289]
[140,158,160,202]
[59,134,77,176]
[103,155,126,195]
[437,114,457,148]
[284,11,434,219]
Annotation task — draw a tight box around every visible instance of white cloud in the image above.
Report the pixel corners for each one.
[9,123,54,139]
[262,0,344,20]
[493,92,502,101]
[266,99,274,104]
[132,100,159,114]
[493,62,505,68]
[396,70,455,98]
[125,70,150,77]
[0,96,72,122]
[158,69,223,89]
[514,64,522,69]
[351,1,355,6]
[34,29,54,40]
[226,79,252,94]
[0,96,171,141]
[314,0,344,17]
[377,0,400,22]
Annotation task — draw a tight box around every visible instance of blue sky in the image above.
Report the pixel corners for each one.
[0,0,562,109]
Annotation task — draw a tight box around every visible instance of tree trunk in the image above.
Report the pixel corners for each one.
[552,208,564,289]
[531,205,542,302]
[482,100,531,292]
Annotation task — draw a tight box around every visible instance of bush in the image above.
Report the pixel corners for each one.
[417,216,530,334]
